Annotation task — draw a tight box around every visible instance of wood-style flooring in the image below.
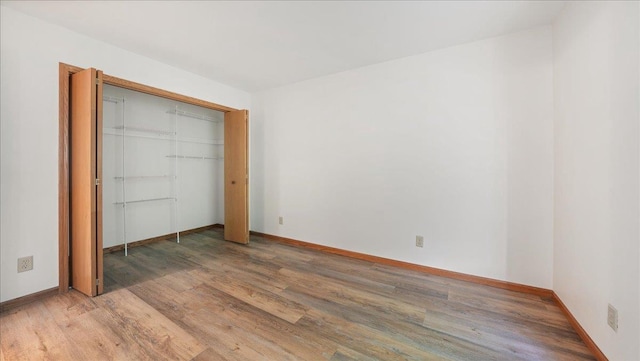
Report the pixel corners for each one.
[0,229,595,360]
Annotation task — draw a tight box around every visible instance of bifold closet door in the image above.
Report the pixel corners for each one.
[224,110,249,244]
[70,67,104,296]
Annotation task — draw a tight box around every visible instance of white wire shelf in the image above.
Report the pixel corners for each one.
[167,109,221,123]
[179,137,224,145]
[103,128,221,145]
[114,197,176,205]
[113,125,175,136]
[103,95,124,103]
[166,155,222,160]
[114,175,175,180]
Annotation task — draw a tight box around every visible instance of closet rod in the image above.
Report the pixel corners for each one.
[166,109,220,123]
[104,128,219,145]
[114,175,175,180]
[112,125,175,136]
[103,95,124,103]
[114,197,177,205]
[166,155,221,160]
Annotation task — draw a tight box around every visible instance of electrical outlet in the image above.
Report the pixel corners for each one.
[608,304,618,332]
[416,235,424,248]
[279,216,284,225]
[17,256,33,273]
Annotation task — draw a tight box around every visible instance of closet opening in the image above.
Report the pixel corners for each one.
[59,63,249,297]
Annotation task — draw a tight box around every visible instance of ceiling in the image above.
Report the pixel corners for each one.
[2,1,566,92]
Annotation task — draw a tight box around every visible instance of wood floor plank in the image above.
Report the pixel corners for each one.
[0,303,79,361]
[330,346,381,361]
[84,307,165,360]
[418,291,591,355]
[421,308,589,360]
[0,231,597,360]
[191,347,234,361]
[93,288,206,360]
[129,275,334,360]
[278,267,426,323]
[199,257,289,294]
[284,286,505,361]
[297,308,451,361]
[185,279,337,358]
[180,305,298,360]
[188,267,308,324]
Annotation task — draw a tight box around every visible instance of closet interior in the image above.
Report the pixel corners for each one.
[102,84,224,254]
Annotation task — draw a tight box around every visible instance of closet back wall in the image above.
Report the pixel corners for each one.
[102,85,224,249]
[0,6,250,303]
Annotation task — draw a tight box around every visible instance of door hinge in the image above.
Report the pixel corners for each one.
[95,78,100,85]
[96,278,100,285]
[95,178,101,186]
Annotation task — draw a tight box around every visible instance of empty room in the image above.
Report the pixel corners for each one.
[0,1,638,360]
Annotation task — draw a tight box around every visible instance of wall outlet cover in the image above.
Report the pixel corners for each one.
[607,304,618,332]
[17,256,33,273]
[416,235,424,248]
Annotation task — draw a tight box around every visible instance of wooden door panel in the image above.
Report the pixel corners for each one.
[224,110,249,244]
[95,71,104,295]
[70,68,102,296]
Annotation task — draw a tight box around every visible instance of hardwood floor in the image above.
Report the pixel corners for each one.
[1,229,595,360]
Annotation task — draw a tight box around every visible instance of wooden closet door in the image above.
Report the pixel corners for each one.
[70,68,104,296]
[224,110,249,244]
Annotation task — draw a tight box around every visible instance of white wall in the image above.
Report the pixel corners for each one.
[553,2,640,360]
[251,27,554,288]
[0,6,250,302]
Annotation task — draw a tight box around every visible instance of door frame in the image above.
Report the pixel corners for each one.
[58,62,244,293]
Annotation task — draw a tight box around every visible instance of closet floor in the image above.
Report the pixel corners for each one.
[1,229,595,360]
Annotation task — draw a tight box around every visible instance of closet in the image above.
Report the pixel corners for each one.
[67,67,248,297]
[102,85,224,255]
